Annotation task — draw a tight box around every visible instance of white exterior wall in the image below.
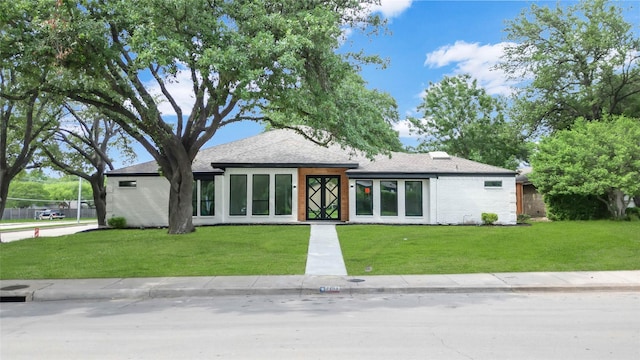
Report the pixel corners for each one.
[108,169,299,228]
[106,176,169,227]
[348,179,430,224]
[432,176,517,225]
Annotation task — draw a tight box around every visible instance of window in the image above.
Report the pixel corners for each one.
[230,175,247,215]
[192,181,198,216]
[275,174,292,215]
[380,181,398,216]
[252,174,270,215]
[200,180,215,216]
[405,181,423,216]
[192,179,215,216]
[355,180,373,215]
[118,180,136,188]
[484,180,502,188]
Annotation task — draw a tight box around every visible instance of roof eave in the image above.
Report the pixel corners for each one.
[211,162,360,169]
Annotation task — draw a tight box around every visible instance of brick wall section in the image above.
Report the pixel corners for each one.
[297,168,350,221]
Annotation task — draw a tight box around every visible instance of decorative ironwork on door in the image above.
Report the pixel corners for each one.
[306,176,340,220]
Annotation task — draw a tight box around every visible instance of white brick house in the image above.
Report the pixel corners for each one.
[106,129,517,227]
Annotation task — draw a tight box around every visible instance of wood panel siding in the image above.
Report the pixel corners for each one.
[298,168,350,221]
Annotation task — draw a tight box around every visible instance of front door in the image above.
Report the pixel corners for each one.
[306,175,340,220]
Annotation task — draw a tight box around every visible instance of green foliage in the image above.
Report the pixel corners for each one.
[544,194,610,221]
[500,0,640,132]
[517,214,531,224]
[481,212,498,225]
[411,74,528,169]
[625,207,640,221]
[1,0,399,233]
[6,182,50,208]
[338,222,640,275]
[530,116,640,219]
[43,181,92,203]
[5,177,93,208]
[107,216,127,229]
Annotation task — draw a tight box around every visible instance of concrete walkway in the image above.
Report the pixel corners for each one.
[305,224,347,276]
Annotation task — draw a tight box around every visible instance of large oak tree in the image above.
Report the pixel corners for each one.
[500,0,640,133]
[0,70,59,219]
[3,0,401,233]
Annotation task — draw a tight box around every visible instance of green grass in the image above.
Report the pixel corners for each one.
[338,221,640,275]
[0,225,310,279]
[3,221,639,279]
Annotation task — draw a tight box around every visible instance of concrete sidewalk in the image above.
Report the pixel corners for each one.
[2,271,639,302]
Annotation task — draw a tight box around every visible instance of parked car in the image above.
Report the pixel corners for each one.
[39,210,66,220]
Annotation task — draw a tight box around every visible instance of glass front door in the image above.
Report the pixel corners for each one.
[306,176,340,220]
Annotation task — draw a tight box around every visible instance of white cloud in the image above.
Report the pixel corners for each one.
[393,119,415,138]
[424,41,518,96]
[369,0,414,19]
[145,68,199,117]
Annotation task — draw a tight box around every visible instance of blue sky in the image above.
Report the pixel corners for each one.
[125,0,640,167]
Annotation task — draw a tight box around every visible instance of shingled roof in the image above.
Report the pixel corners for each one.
[347,152,516,178]
[108,128,516,177]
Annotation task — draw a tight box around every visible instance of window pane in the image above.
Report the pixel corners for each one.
[230,175,247,215]
[380,181,398,216]
[192,181,198,216]
[118,180,136,187]
[405,181,423,216]
[355,180,373,215]
[252,175,270,215]
[275,174,292,215]
[484,180,502,187]
[200,179,215,216]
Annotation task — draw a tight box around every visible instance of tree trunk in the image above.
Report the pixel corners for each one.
[0,171,9,221]
[607,189,628,220]
[89,175,107,227]
[166,161,195,234]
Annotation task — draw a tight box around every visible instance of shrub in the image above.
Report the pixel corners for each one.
[544,193,609,221]
[481,212,498,225]
[108,216,127,229]
[626,207,640,221]
[517,214,531,223]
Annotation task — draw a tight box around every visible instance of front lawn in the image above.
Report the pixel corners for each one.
[0,225,310,279]
[2,221,639,280]
[338,221,640,275]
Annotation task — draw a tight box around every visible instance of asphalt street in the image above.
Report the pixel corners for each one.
[0,221,99,243]
[2,292,639,359]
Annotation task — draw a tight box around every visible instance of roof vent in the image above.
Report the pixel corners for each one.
[429,151,450,160]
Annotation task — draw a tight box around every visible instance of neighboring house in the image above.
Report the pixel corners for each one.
[106,129,517,227]
[515,168,547,218]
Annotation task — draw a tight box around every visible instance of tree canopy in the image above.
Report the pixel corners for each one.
[529,116,640,219]
[2,0,401,233]
[42,103,135,226]
[410,74,528,169]
[500,0,640,133]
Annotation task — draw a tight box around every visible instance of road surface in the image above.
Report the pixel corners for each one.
[0,221,98,243]
[2,292,639,359]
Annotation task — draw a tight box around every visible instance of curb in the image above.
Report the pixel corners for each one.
[3,284,639,302]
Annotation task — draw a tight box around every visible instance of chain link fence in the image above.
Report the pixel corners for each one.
[2,208,97,221]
